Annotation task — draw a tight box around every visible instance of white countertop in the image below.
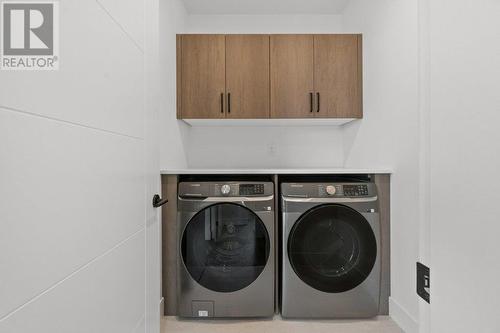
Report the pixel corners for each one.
[160,168,392,175]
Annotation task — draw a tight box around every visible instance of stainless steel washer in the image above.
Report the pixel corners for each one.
[281,182,380,318]
[177,181,275,318]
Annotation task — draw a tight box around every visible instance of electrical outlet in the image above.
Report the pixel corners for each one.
[267,143,277,155]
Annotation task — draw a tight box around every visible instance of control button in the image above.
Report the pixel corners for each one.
[325,185,336,196]
[239,184,265,195]
[221,184,231,195]
[343,184,369,197]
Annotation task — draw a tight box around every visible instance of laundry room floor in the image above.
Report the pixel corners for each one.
[161,315,403,333]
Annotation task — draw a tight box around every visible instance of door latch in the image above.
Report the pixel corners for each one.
[152,194,168,208]
[417,262,430,303]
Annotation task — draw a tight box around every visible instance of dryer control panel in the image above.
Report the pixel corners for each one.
[282,182,377,199]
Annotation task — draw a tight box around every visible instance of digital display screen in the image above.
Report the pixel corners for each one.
[239,184,265,195]
[343,184,369,197]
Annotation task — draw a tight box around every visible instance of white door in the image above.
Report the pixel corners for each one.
[428,1,500,332]
[0,0,161,332]
[145,0,162,332]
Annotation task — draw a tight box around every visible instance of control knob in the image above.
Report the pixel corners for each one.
[221,184,231,196]
[325,185,336,196]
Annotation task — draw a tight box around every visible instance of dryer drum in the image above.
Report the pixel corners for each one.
[288,204,377,293]
[182,202,270,293]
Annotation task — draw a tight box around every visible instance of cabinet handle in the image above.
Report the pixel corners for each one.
[228,93,231,114]
[310,92,313,112]
[220,93,224,113]
[316,92,320,113]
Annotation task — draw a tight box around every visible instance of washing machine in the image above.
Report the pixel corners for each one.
[281,182,380,318]
[177,181,275,318]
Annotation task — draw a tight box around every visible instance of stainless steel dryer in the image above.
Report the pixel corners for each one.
[281,182,380,318]
[177,181,275,318]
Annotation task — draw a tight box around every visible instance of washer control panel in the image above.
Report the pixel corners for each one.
[214,182,270,197]
[239,183,265,196]
[178,181,273,198]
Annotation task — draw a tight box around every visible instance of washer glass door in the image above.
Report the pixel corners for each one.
[288,204,377,293]
[182,203,270,292]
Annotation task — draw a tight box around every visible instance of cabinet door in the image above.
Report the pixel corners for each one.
[226,35,270,119]
[179,35,226,119]
[314,34,362,118]
[270,35,314,118]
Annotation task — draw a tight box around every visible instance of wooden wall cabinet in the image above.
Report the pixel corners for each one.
[226,35,270,119]
[177,34,270,119]
[178,35,225,119]
[313,34,362,118]
[270,35,315,118]
[177,34,363,121]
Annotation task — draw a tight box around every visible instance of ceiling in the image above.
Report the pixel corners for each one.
[181,0,350,15]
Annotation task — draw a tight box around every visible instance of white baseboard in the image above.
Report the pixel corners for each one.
[159,297,166,332]
[160,297,165,317]
[389,297,419,333]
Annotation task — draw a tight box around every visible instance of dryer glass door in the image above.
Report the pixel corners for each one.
[288,204,377,293]
[182,203,270,293]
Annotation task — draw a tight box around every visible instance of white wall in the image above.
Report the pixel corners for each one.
[429,0,500,332]
[182,0,349,15]
[341,1,420,332]
[184,14,342,33]
[0,0,151,332]
[187,126,344,168]
[159,0,190,169]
